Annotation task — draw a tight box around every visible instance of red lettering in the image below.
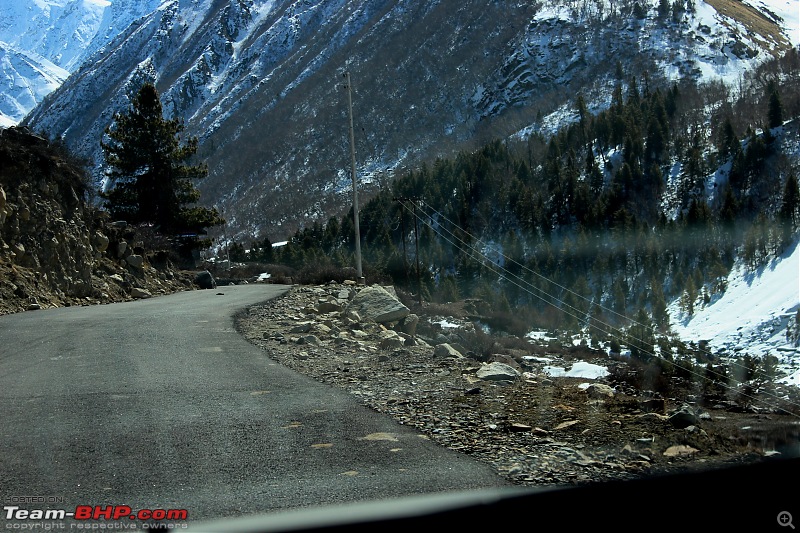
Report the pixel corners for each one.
[113,506,132,520]
[94,506,114,519]
[73,504,188,521]
[74,506,92,520]
[166,509,188,520]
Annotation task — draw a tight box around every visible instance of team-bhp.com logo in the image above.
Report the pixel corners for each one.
[4,505,188,521]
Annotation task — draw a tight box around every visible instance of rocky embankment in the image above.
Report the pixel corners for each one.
[237,282,800,486]
[0,127,196,314]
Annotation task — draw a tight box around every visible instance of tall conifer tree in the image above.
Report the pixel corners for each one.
[101,83,222,240]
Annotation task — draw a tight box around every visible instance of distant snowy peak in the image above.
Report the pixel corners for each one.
[0,42,68,127]
[0,0,106,71]
[0,0,162,126]
[3,0,797,129]
[504,0,798,138]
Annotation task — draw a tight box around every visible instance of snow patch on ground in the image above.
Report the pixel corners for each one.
[669,240,799,356]
[750,0,800,46]
[543,361,610,379]
[669,237,800,388]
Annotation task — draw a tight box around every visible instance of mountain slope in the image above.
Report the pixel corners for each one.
[0,0,107,72]
[669,237,800,375]
[0,43,68,127]
[0,0,162,126]
[21,0,800,241]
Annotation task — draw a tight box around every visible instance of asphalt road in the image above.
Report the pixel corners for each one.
[0,285,507,523]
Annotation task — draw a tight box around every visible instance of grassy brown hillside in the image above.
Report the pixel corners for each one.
[704,0,792,54]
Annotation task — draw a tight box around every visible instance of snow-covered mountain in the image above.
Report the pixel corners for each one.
[0,0,107,71]
[0,43,68,128]
[0,0,162,125]
[13,0,800,241]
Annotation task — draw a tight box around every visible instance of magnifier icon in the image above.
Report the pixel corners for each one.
[779,511,795,529]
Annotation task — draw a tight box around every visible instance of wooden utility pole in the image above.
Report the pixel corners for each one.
[343,71,364,283]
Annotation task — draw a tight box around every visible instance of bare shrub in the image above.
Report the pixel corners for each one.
[482,309,535,338]
[460,327,498,359]
[133,224,172,251]
[296,262,359,285]
[606,355,676,395]
[206,261,296,283]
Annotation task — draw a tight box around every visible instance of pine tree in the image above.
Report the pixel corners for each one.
[254,236,274,263]
[681,277,696,315]
[650,278,669,327]
[658,0,671,19]
[767,83,784,129]
[629,308,654,362]
[228,242,247,262]
[716,117,739,162]
[101,83,222,240]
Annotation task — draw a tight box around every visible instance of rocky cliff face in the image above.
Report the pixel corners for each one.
[0,126,194,315]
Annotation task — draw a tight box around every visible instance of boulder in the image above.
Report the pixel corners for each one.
[476,362,520,381]
[397,332,416,346]
[318,299,343,313]
[434,343,463,358]
[398,314,419,336]
[93,232,110,252]
[126,254,144,268]
[663,445,699,457]
[585,383,615,399]
[290,322,314,334]
[194,270,217,289]
[297,334,320,345]
[346,285,409,324]
[313,323,332,336]
[668,404,698,429]
[131,287,151,299]
[379,331,406,350]
[489,354,522,372]
[11,242,25,260]
[640,397,666,413]
[337,289,352,301]
[342,309,361,322]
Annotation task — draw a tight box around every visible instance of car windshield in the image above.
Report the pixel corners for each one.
[1,0,799,531]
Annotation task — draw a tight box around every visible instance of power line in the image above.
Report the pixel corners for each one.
[397,199,800,417]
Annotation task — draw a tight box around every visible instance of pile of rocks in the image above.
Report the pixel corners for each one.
[0,127,198,314]
[237,283,788,487]
[251,283,525,384]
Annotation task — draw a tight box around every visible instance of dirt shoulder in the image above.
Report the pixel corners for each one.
[235,283,800,487]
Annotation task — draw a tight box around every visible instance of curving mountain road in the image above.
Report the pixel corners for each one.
[0,285,507,523]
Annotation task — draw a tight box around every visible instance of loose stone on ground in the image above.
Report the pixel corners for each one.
[236,284,800,487]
